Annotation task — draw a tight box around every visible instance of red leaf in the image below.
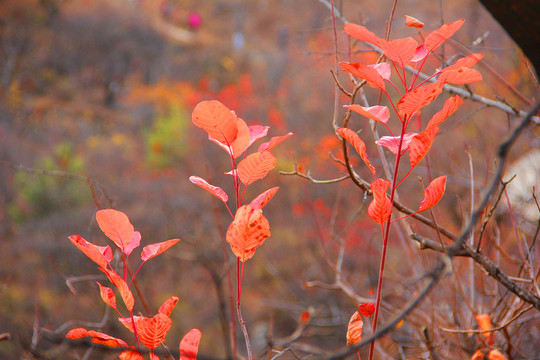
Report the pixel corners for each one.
[97,282,117,310]
[120,350,144,360]
[179,329,202,360]
[226,205,270,262]
[475,313,492,339]
[426,96,463,129]
[100,267,135,311]
[368,179,392,224]
[257,132,293,152]
[189,176,228,203]
[250,187,279,210]
[488,350,508,360]
[339,62,385,91]
[207,117,250,158]
[375,133,417,155]
[441,53,484,72]
[137,314,172,350]
[437,67,482,85]
[369,63,391,80]
[118,316,143,333]
[408,126,440,168]
[397,82,444,117]
[124,231,141,257]
[248,125,270,147]
[411,45,428,62]
[381,37,418,68]
[66,328,128,348]
[358,302,375,317]
[405,15,424,28]
[237,151,277,185]
[418,176,446,212]
[96,209,135,252]
[344,23,383,48]
[344,104,390,124]
[337,128,376,177]
[141,239,181,262]
[192,100,239,145]
[424,19,465,53]
[68,235,112,268]
[158,296,179,317]
[346,311,363,346]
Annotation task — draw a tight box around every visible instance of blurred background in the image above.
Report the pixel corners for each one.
[0,0,538,359]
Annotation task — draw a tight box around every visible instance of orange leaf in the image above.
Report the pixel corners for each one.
[66,328,128,348]
[337,128,376,177]
[358,302,375,317]
[424,19,465,53]
[100,267,135,311]
[344,23,383,47]
[192,100,239,146]
[97,282,117,310]
[96,209,135,251]
[189,176,228,203]
[339,62,385,91]
[344,104,390,124]
[471,350,484,360]
[179,328,202,360]
[207,117,251,158]
[248,125,270,147]
[125,231,141,257]
[418,176,447,212]
[408,126,440,168]
[158,296,179,317]
[438,67,482,85]
[397,82,443,117]
[226,205,270,262]
[405,15,424,28]
[257,132,293,152]
[250,187,279,210]
[441,53,484,72]
[426,96,463,129]
[381,37,418,68]
[488,349,508,360]
[368,179,392,224]
[118,316,143,333]
[237,151,276,185]
[475,313,492,339]
[137,314,172,350]
[141,239,181,262]
[120,350,144,360]
[370,62,391,80]
[68,235,112,268]
[346,311,363,346]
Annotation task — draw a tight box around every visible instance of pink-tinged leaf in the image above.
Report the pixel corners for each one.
[345,104,390,124]
[418,176,447,212]
[66,328,128,348]
[207,117,250,158]
[100,267,135,311]
[179,329,202,360]
[120,350,144,360]
[189,176,228,203]
[376,133,417,155]
[344,23,383,48]
[437,67,482,85]
[248,125,270,147]
[369,63,391,80]
[424,19,465,53]
[192,100,238,145]
[158,296,180,317]
[337,128,376,177]
[124,231,141,257]
[237,151,277,185]
[368,179,392,224]
[339,62,385,91]
[226,205,270,262]
[346,311,363,346]
[225,169,239,178]
[96,209,135,251]
[441,53,484,72]
[397,82,444,117]
[97,282,117,310]
[426,96,463,129]
[358,302,375,317]
[381,37,418,68]
[409,126,439,168]
[118,316,143,333]
[411,45,428,62]
[141,239,181,262]
[405,15,424,28]
[69,235,112,268]
[250,187,279,210]
[137,314,172,350]
[257,132,293,152]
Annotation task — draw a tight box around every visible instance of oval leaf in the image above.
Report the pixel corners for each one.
[226,205,270,262]
[345,104,390,124]
[124,231,141,257]
[369,62,391,80]
[397,82,444,117]
[69,235,112,268]
[237,151,276,185]
[257,132,293,152]
[441,53,484,72]
[137,314,172,350]
[424,19,465,53]
[192,100,239,145]
[358,302,375,317]
[408,126,439,168]
[248,125,270,147]
[346,311,363,346]
[339,61,385,91]
[437,67,482,85]
[344,23,383,47]
[96,209,135,251]
[250,187,279,210]
[97,282,117,310]
[426,96,463,129]
[100,267,135,311]
[118,316,143,333]
[189,176,228,203]
[180,329,202,360]
[158,296,179,317]
[141,239,181,262]
[66,328,128,348]
[381,37,418,68]
[419,176,447,212]
[368,178,392,224]
[337,128,376,177]
[376,133,417,155]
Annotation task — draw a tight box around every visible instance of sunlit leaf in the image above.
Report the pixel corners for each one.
[426,96,463,129]
[368,178,392,224]
[192,100,238,145]
[369,62,391,80]
[405,15,424,28]
[97,282,117,310]
[418,176,447,212]
[158,296,179,317]
[248,125,270,147]
[376,133,417,155]
[250,187,279,210]
[118,316,143,333]
[358,302,375,317]
[411,45,428,62]
[337,128,376,177]
[179,329,202,360]
[397,82,444,117]
[226,205,270,262]
[100,267,135,311]
[441,53,484,72]
[137,314,172,350]
[68,235,112,268]
[189,176,228,203]
[475,313,492,339]
[120,350,144,360]
[344,23,383,48]
[345,104,390,124]
[381,37,418,67]
[207,117,250,158]
[257,132,293,152]
[96,209,135,251]
[339,62,385,91]
[424,19,465,53]
[409,126,439,168]
[124,231,141,257]
[141,239,181,262]
[488,349,508,360]
[237,151,277,185]
[346,311,363,346]
[437,67,482,85]
[66,328,128,348]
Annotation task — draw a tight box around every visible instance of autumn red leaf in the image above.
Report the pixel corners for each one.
[424,19,465,53]
[437,67,482,85]
[488,349,508,360]
[207,116,250,158]
[418,176,447,212]
[120,350,144,360]
[441,53,484,72]
[226,205,270,262]
[97,282,117,310]
[344,23,383,48]
[158,296,179,317]
[124,231,141,257]
[381,37,418,68]
[408,126,440,168]
[370,62,391,80]
[68,235,112,268]
[179,328,202,360]
[471,350,484,360]
[475,313,492,339]
[368,179,392,224]
[248,125,270,147]
[346,311,363,346]
[189,176,228,203]
[250,187,279,210]
[358,302,375,317]
[339,62,385,91]
[118,316,143,333]
[137,313,172,350]
[257,132,293,152]
[192,100,239,146]
[405,15,424,28]
[237,150,277,185]
[411,45,428,62]
[66,328,128,348]
[344,104,390,124]
[375,133,417,155]
[397,82,444,117]
[337,128,376,177]
[141,238,181,262]
[100,267,135,311]
[426,96,463,129]
[96,209,135,251]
